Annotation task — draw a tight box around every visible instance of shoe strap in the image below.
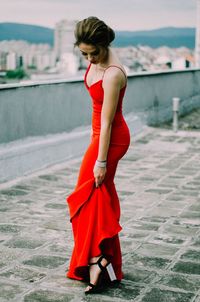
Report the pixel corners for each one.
[88,282,95,288]
[89,255,109,270]
[97,255,108,271]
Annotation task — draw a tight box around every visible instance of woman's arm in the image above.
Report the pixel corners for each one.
[93,68,123,187]
[97,71,121,160]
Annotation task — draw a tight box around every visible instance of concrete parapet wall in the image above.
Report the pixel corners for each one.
[126,68,200,125]
[0,68,200,183]
[0,114,142,183]
[0,126,90,184]
[0,79,90,144]
[0,68,200,144]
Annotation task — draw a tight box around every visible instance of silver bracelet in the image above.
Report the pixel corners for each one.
[95,160,107,168]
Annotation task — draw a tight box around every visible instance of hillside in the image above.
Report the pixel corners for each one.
[0,23,54,45]
[0,23,195,49]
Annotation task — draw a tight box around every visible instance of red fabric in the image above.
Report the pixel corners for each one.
[66,63,130,281]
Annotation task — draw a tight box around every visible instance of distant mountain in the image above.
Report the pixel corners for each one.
[114,27,195,48]
[0,23,54,45]
[116,27,195,37]
[0,23,195,49]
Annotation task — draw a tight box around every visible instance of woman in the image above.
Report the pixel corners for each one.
[66,16,130,294]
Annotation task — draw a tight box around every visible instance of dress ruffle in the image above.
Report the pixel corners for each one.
[66,178,122,280]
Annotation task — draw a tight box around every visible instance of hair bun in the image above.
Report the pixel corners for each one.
[107,26,115,44]
[74,16,115,47]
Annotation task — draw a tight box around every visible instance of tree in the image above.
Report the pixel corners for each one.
[6,68,27,79]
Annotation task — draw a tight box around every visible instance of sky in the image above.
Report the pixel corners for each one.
[0,0,197,31]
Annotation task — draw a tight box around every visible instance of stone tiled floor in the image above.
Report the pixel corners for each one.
[0,126,200,301]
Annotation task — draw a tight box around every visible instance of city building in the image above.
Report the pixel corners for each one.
[0,51,7,70]
[54,19,77,60]
[6,52,17,70]
[56,52,79,75]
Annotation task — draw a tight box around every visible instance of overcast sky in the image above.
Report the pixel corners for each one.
[0,0,197,31]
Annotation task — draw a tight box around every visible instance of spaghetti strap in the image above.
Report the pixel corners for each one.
[84,63,92,89]
[102,65,127,83]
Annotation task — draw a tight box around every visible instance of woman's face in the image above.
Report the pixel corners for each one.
[78,43,107,64]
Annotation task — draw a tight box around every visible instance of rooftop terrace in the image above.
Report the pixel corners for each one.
[0,69,200,301]
[0,120,200,301]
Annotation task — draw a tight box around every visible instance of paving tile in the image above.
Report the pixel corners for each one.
[145,188,172,194]
[150,234,185,245]
[22,255,67,269]
[141,288,194,302]
[172,261,200,275]
[23,290,74,302]
[1,125,200,301]
[0,266,46,283]
[123,267,157,284]
[145,206,181,218]
[131,221,160,231]
[157,273,200,292]
[191,237,200,247]
[136,242,178,258]
[175,190,199,197]
[162,224,199,238]
[0,281,27,301]
[101,282,143,300]
[126,252,171,269]
[4,238,45,249]
[140,216,167,224]
[180,250,200,262]
[0,224,23,233]
[126,231,150,241]
[0,189,29,196]
[0,246,26,264]
[188,204,200,211]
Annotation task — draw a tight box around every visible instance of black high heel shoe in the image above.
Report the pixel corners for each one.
[85,255,117,295]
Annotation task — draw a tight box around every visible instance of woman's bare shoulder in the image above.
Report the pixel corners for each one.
[103,64,126,88]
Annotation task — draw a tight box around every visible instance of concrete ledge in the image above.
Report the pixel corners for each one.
[1,68,200,144]
[0,126,90,184]
[0,113,143,184]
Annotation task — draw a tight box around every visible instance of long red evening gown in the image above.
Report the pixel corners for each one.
[66,63,130,282]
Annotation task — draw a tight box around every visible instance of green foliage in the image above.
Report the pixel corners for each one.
[27,65,37,70]
[6,68,27,79]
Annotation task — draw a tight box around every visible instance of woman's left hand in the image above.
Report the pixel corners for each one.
[93,165,107,187]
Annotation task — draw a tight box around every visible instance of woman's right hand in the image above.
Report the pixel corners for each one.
[93,165,107,187]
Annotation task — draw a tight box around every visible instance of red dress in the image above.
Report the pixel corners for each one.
[66,64,130,282]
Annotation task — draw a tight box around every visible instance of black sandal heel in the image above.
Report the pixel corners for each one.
[85,255,117,295]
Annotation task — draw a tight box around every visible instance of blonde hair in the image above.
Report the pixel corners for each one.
[74,16,115,48]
